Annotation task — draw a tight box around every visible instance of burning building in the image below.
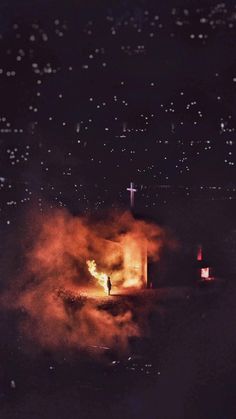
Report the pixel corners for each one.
[1,207,192,354]
[19,208,168,296]
[87,236,148,293]
[0,209,174,351]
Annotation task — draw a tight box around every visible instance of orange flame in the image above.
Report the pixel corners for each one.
[87,259,108,293]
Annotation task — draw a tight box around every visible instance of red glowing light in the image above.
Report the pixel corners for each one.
[197,245,203,261]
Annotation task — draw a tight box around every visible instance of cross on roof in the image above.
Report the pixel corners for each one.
[127,182,137,208]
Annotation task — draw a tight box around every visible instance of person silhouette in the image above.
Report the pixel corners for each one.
[107,276,112,296]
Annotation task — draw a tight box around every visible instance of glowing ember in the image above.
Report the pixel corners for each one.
[87,259,108,293]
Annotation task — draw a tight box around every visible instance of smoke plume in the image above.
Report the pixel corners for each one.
[1,208,175,352]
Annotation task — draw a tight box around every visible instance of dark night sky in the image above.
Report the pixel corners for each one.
[1,5,236,419]
[0,0,235,222]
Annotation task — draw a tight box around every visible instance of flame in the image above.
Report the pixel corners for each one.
[87,259,108,293]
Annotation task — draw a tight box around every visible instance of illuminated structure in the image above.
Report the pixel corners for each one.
[87,236,148,291]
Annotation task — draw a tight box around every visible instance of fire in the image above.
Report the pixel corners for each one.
[0,208,176,352]
[87,259,108,293]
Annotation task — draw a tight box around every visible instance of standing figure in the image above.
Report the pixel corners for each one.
[107,276,112,296]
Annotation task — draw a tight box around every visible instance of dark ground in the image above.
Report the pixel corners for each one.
[1,279,236,419]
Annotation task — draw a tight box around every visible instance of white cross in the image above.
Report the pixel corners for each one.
[127,182,137,208]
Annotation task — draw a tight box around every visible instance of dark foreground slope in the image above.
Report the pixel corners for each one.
[0,280,236,419]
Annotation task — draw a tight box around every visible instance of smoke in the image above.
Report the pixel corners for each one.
[1,208,176,353]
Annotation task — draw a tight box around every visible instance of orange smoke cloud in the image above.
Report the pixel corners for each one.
[1,208,175,352]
